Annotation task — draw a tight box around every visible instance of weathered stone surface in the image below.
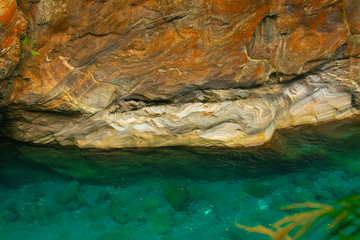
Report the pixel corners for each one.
[0,0,26,80]
[1,0,360,148]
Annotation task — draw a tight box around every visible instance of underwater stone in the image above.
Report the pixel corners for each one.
[81,188,109,206]
[110,207,127,224]
[327,184,351,199]
[143,198,162,212]
[3,211,19,223]
[110,192,144,223]
[96,232,124,240]
[164,184,190,212]
[249,209,284,226]
[88,206,110,220]
[89,223,107,231]
[112,206,145,224]
[95,189,111,204]
[314,190,334,201]
[110,192,124,209]
[257,199,269,211]
[5,201,21,217]
[187,186,202,202]
[292,174,314,190]
[25,187,45,203]
[148,210,172,235]
[110,193,126,224]
[57,180,80,204]
[161,236,178,240]
[58,230,71,240]
[286,187,315,203]
[242,180,274,198]
[269,194,287,209]
[22,203,46,222]
[109,192,125,222]
[343,160,360,178]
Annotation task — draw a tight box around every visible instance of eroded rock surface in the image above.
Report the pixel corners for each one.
[0,0,26,80]
[1,0,360,148]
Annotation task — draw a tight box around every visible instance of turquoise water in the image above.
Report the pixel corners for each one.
[0,119,360,240]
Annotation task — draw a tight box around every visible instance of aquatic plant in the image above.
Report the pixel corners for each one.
[20,36,40,57]
[235,193,360,239]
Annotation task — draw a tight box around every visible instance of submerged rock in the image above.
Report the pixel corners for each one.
[242,180,274,198]
[164,184,190,212]
[96,232,124,240]
[57,180,80,204]
[148,209,173,235]
[0,0,360,148]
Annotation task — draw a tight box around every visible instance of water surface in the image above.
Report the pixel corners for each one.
[0,119,360,240]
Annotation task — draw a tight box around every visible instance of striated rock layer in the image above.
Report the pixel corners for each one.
[0,0,26,80]
[1,0,360,148]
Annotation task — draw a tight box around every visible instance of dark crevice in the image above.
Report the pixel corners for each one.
[25,109,83,117]
[111,96,173,113]
[351,94,360,109]
[162,12,188,22]
[69,32,119,42]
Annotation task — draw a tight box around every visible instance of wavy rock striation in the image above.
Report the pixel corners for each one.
[1,0,360,148]
[0,0,26,80]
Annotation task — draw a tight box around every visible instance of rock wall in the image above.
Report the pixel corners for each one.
[0,0,26,81]
[0,0,360,148]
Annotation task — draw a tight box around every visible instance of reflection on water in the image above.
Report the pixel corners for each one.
[0,118,359,240]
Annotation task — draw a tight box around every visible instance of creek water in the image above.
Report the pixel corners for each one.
[0,119,360,240]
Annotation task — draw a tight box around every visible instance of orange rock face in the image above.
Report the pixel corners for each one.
[0,0,26,80]
[0,0,360,148]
